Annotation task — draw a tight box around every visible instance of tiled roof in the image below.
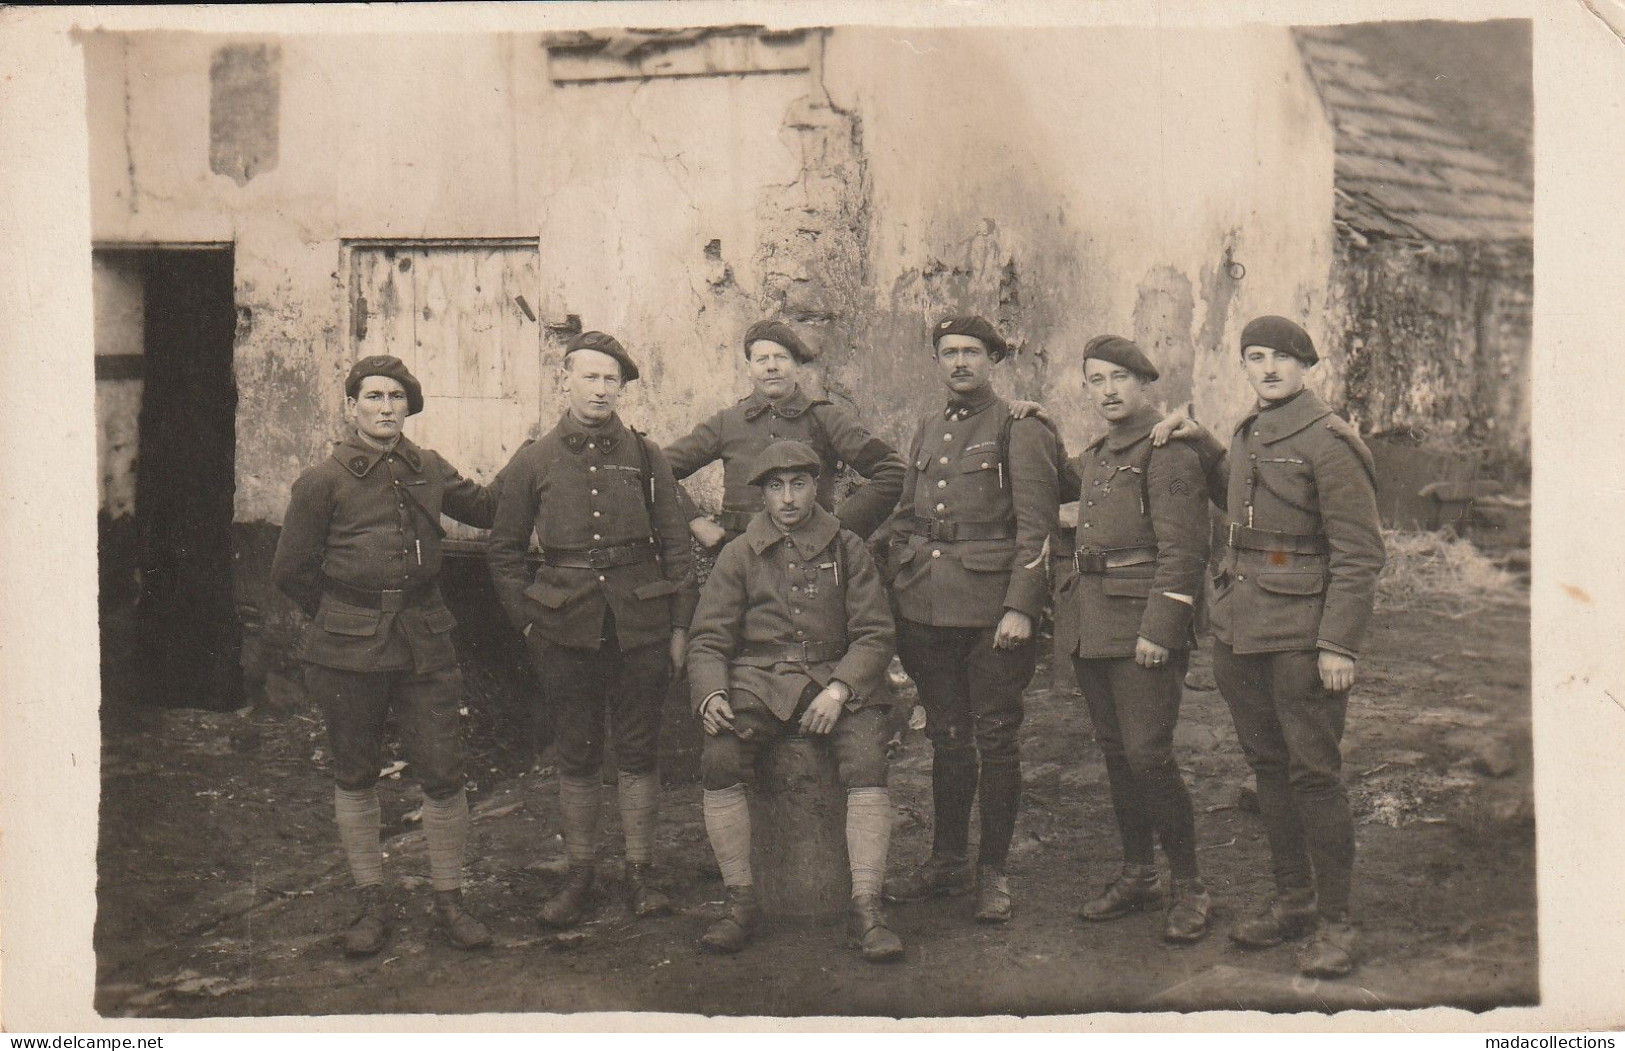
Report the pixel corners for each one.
[1297,27,1532,243]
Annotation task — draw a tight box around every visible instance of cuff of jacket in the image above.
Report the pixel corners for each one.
[1002,568,1048,621]
[1316,639,1359,659]
[1138,593,1195,651]
[670,590,700,630]
[689,663,728,713]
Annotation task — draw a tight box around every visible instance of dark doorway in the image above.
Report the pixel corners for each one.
[97,247,241,711]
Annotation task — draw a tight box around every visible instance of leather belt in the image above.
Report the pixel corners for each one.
[1072,546,1157,574]
[1227,523,1329,556]
[909,516,1016,542]
[718,508,756,534]
[322,577,436,612]
[737,640,846,664]
[541,540,658,570]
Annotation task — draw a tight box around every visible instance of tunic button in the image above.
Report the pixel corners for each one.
[943,433,953,442]
[592,510,601,518]
[1087,501,1094,506]
[940,456,949,465]
[593,534,601,541]
[981,462,990,469]
[788,562,797,570]
[589,442,596,449]
[589,466,598,473]
[590,489,598,496]
[937,480,947,489]
[1237,574,1246,582]
[598,574,606,582]
[792,586,800,593]
[793,609,803,616]
[796,629,805,637]
[931,549,942,558]
[935,503,946,512]
[1083,523,1093,529]
[1252,431,1260,437]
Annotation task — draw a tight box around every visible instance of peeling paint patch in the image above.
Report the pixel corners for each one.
[210,44,280,186]
[1131,265,1198,411]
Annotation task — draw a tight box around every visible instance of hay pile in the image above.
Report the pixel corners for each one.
[1376,529,1522,615]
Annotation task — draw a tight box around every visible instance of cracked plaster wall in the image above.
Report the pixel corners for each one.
[823,26,1338,455]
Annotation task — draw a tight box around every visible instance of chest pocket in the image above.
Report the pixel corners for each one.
[1251,456,1318,518]
[958,451,1003,501]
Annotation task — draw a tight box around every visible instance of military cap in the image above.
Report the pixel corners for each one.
[743,320,818,364]
[1081,334,1160,381]
[345,355,424,415]
[932,314,1009,362]
[747,440,824,487]
[1240,315,1318,366]
[565,330,640,382]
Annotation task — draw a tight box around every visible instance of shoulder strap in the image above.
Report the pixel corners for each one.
[999,411,1058,490]
[805,402,844,473]
[633,429,665,560]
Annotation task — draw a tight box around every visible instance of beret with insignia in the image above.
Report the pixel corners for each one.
[345,355,424,415]
[932,314,1010,362]
[566,330,640,382]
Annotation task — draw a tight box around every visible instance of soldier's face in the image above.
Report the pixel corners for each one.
[935,335,994,394]
[563,349,625,424]
[348,375,410,441]
[1241,345,1308,403]
[1083,359,1152,423]
[747,340,800,401]
[762,469,818,530]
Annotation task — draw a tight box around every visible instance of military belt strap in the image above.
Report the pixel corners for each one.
[1073,546,1158,574]
[736,640,847,664]
[909,516,1016,542]
[1227,523,1330,556]
[322,577,437,612]
[542,540,659,570]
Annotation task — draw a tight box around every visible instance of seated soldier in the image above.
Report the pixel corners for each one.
[687,441,904,962]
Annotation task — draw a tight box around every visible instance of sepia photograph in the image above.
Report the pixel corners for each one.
[1,0,1620,1034]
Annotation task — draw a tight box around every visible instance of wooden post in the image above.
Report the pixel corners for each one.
[748,735,849,925]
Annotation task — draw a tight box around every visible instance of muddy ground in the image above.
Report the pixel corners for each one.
[94,588,1534,1020]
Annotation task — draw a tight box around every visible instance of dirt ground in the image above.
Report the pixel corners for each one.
[94,587,1534,1020]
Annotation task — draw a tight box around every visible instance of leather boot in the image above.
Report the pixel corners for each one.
[1230,889,1318,949]
[699,885,761,954]
[538,866,596,929]
[883,853,974,903]
[1299,919,1359,978]
[1079,865,1163,922]
[343,885,389,958]
[626,863,676,918]
[846,894,904,962]
[433,889,492,950]
[1162,877,1213,944]
[973,867,1014,924]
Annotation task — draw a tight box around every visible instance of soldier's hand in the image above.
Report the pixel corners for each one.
[690,517,727,549]
[1008,400,1050,422]
[1318,649,1356,693]
[669,628,689,676]
[1150,411,1201,447]
[701,694,735,736]
[993,609,1034,649]
[798,689,845,735]
[1134,636,1172,669]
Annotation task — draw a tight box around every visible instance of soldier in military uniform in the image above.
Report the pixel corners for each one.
[687,441,903,962]
[487,331,696,929]
[665,320,906,548]
[1054,337,1214,943]
[272,355,495,957]
[1154,315,1384,977]
[883,315,1060,923]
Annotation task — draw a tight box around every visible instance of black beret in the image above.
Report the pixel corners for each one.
[747,440,824,487]
[565,330,640,382]
[1239,315,1318,366]
[743,320,818,363]
[1081,335,1160,381]
[345,355,424,415]
[932,314,1009,362]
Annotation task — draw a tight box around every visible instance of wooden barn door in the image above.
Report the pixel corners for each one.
[348,240,542,542]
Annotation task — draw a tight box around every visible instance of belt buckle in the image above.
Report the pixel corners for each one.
[380,588,406,613]
[587,548,608,569]
[797,641,811,662]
